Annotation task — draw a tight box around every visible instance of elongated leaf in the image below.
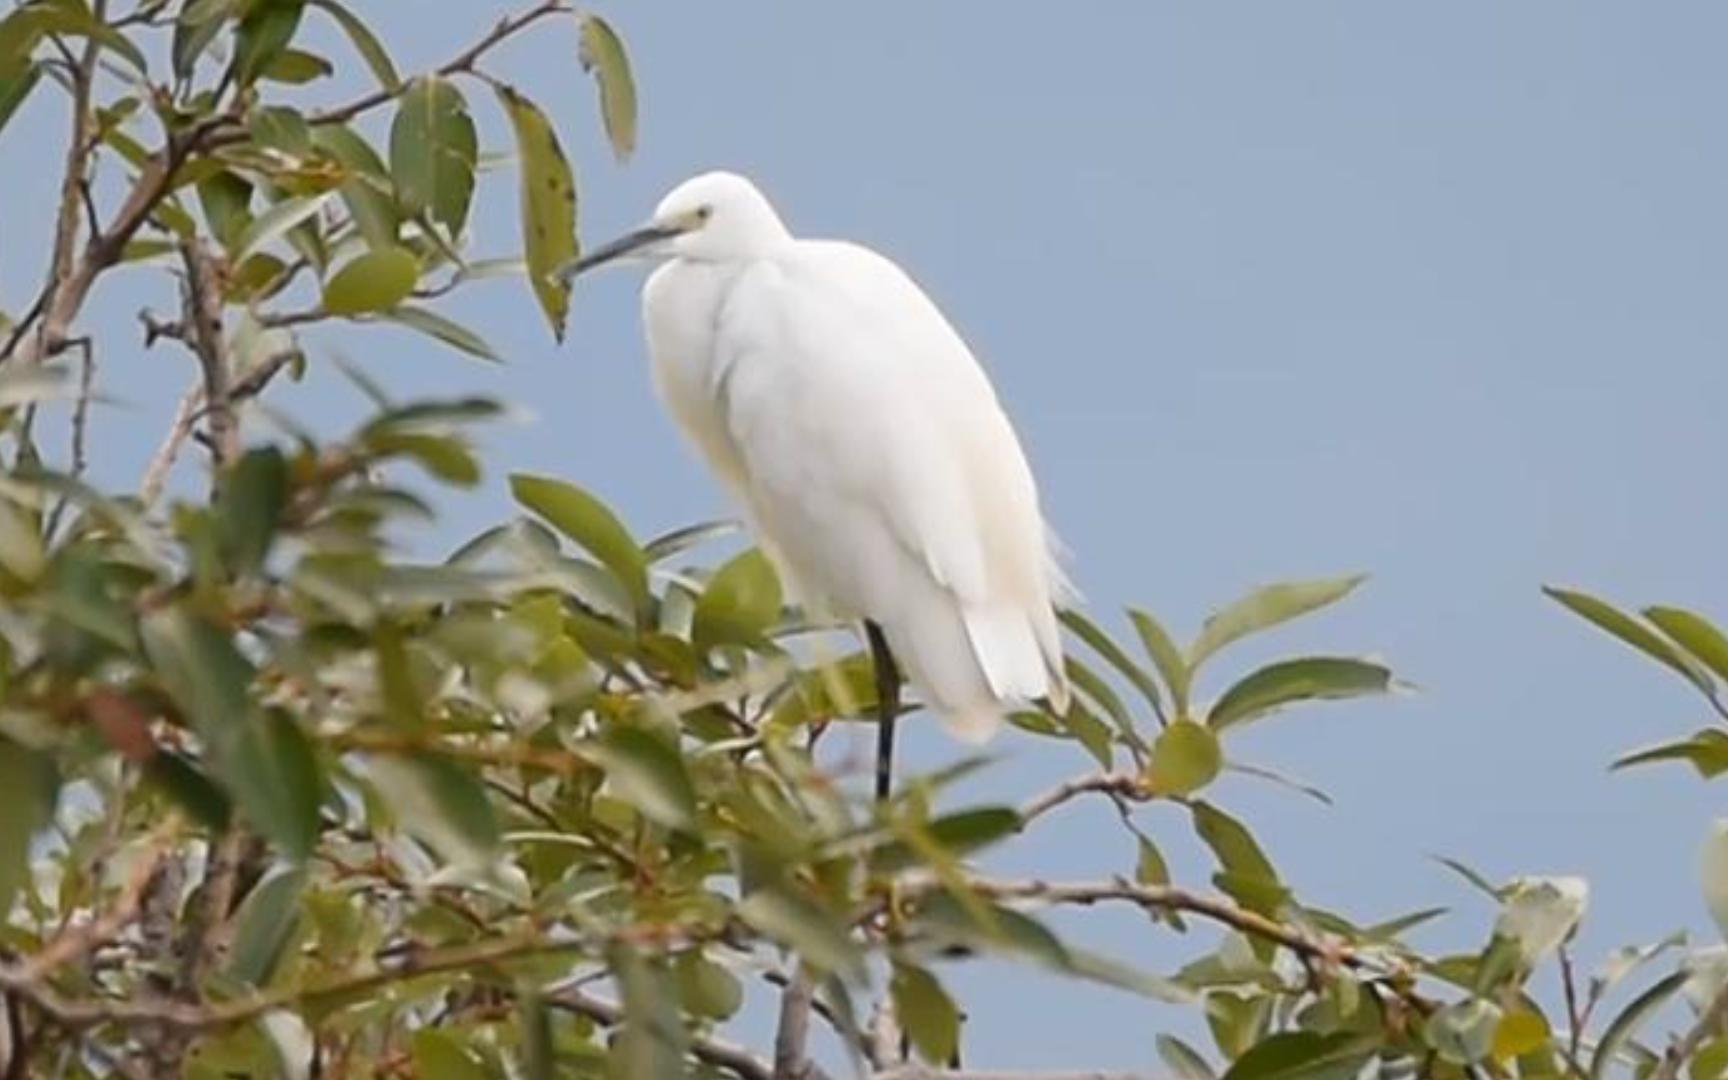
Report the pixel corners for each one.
[607,942,686,1080]
[738,885,865,982]
[311,124,399,250]
[1209,656,1393,730]
[875,806,1022,871]
[141,609,320,859]
[1222,1031,1373,1080]
[1545,586,1715,699]
[892,964,959,1066]
[1190,576,1367,670]
[366,752,500,867]
[381,305,499,362]
[225,864,306,986]
[391,76,477,235]
[1646,606,1728,685]
[0,736,57,913]
[692,547,781,649]
[233,0,305,86]
[0,63,39,138]
[1129,607,1191,714]
[495,84,577,341]
[26,5,149,74]
[322,246,419,316]
[312,0,398,91]
[232,190,333,264]
[644,520,738,563]
[260,48,331,84]
[1589,970,1686,1079]
[592,727,695,831]
[1146,720,1222,797]
[1158,1034,1217,1080]
[215,446,287,575]
[1059,608,1164,716]
[510,473,650,622]
[578,14,637,161]
[1612,730,1728,778]
[1191,802,1283,915]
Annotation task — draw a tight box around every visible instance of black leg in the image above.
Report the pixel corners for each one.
[865,619,900,803]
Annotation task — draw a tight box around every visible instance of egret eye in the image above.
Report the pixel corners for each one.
[694,205,713,223]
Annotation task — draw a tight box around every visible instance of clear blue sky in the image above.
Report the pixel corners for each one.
[5,2,1727,1070]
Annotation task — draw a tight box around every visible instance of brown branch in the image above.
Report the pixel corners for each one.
[10,832,173,985]
[327,728,597,777]
[179,240,234,468]
[1017,773,1145,829]
[139,381,201,508]
[773,964,817,1080]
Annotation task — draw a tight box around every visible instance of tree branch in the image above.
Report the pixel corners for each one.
[773,964,817,1080]
[546,986,787,1080]
[179,240,235,468]
[1653,977,1728,1080]
[1017,773,1145,829]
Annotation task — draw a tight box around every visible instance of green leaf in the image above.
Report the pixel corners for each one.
[1136,835,1172,886]
[892,963,960,1066]
[225,864,306,987]
[233,0,305,86]
[0,737,57,913]
[366,431,481,487]
[876,806,1022,871]
[232,190,333,264]
[24,4,149,74]
[260,47,331,84]
[144,752,231,831]
[311,124,399,251]
[380,305,499,362]
[366,752,500,867]
[215,446,287,576]
[692,547,781,649]
[1591,970,1686,1079]
[1191,802,1283,913]
[607,943,686,1080]
[248,105,312,155]
[391,76,477,236]
[577,14,637,161]
[1209,656,1393,730]
[1059,608,1165,717]
[1190,575,1367,671]
[495,84,577,341]
[141,609,320,859]
[1146,720,1222,797]
[1129,607,1191,714]
[322,245,420,316]
[311,0,398,91]
[510,474,650,622]
[1613,730,1728,778]
[738,885,865,983]
[675,953,742,1021]
[1223,1031,1372,1080]
[409,1030,489,1080]
[0,63,39,139]
[591,727,696,831]
[1646,606,1728,685]
[1158,1034,1217,1080]
[199,171,253,250]
[171,0,231,79]
[1545,586,1716,700]
[1059,698,1114,769]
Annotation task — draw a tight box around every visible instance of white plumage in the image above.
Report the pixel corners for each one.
[576,171,1069,742]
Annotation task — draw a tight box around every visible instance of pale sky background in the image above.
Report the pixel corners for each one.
[5,2,1728,1071]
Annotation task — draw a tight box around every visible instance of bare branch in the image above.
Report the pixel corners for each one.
[773,964,817,1080]
[1018,773,1145,828]
[178,241,235,468]
[140,382,201,508]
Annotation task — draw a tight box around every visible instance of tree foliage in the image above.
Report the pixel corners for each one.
[0,3,1722,1079]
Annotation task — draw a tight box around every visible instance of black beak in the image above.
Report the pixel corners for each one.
[557,223,684,282]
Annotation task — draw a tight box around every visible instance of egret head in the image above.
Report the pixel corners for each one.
[563,171,791,279]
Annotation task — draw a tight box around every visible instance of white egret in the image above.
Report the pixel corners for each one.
[566,171,1070,796]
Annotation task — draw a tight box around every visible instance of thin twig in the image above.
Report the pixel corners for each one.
[11,827,175,985]
[178,240,234,469]
[773,964,817,1080]
[1017,773,1145,829]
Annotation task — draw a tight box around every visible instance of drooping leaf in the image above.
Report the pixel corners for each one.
[1146,719,1222,797]
[737,884,865,983]
[215,446,287,576]
[311,0,399,91]
[0,736,57,913]
[322,246,420,316]
[0,62,39,139]
[1059,608,1165,717]
[495,84,577,341]
[141,609,320,859]
[1208,656,1393,730]
[510,473,650,622]
[577,14,637,161]
[365,752,501,867]
[1545,586,1716,700]
[692,547,781,650]
[1190,575,1367,671]
[891,963,960,1066]
[1222,1031,1373,1080]
[233,0,306,86]
[1589,971,1686,1079]
[1191,802,1284,915]
[225,864,306,987]
[391,76,477,236]
[381,305,500,362]
[591,726,695,831]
